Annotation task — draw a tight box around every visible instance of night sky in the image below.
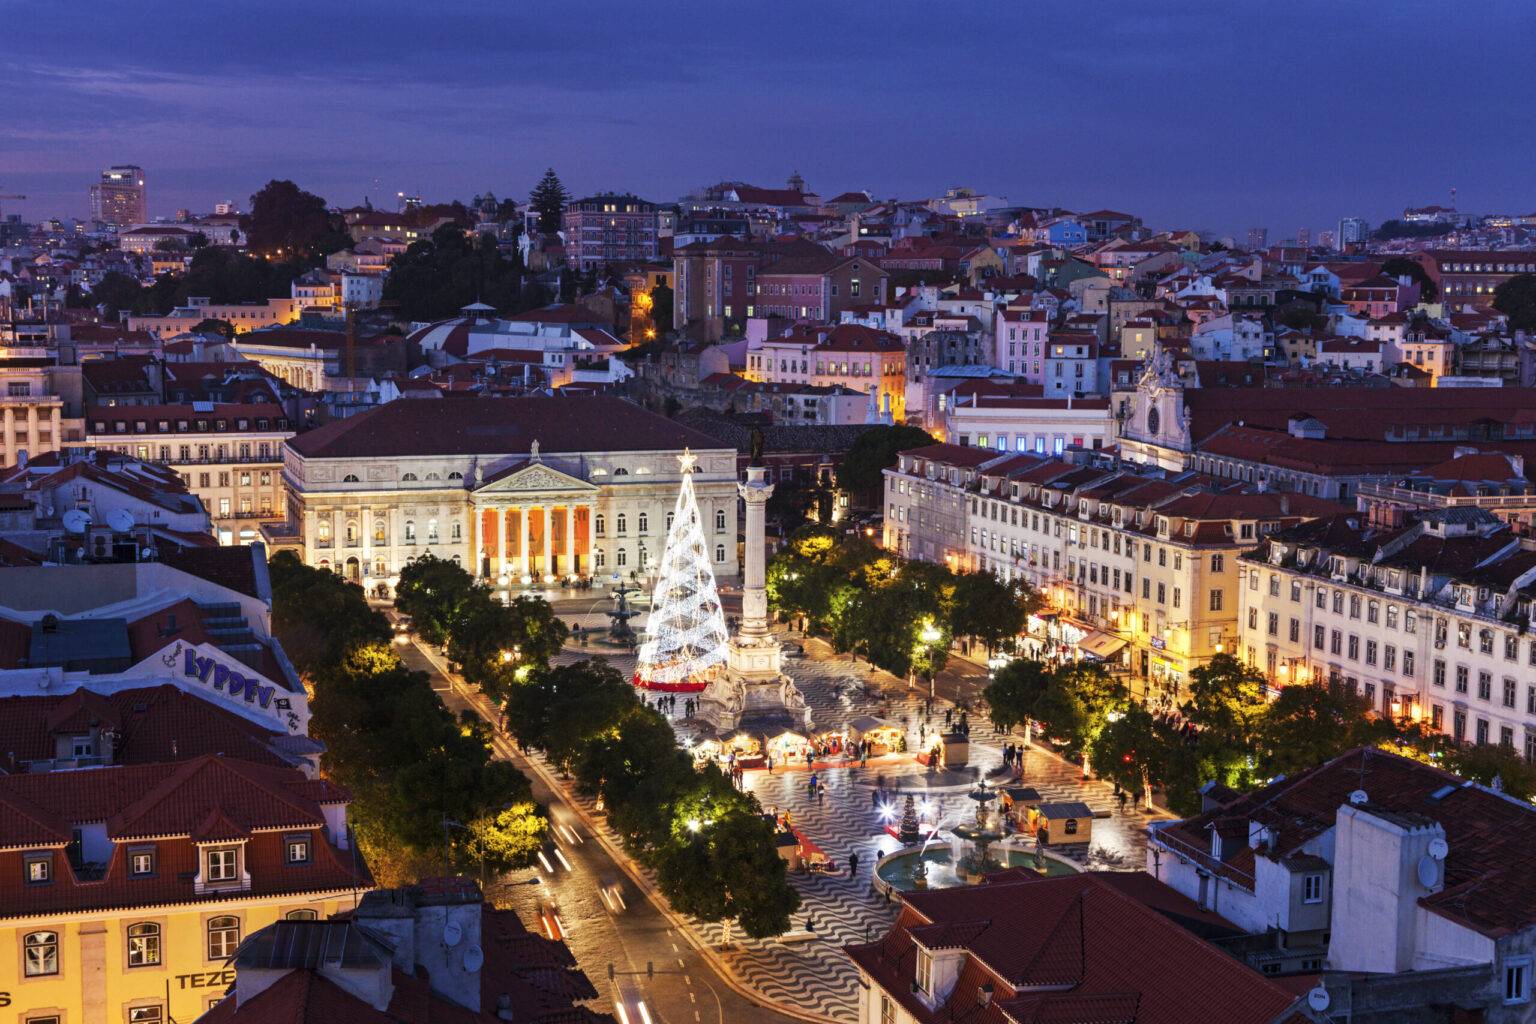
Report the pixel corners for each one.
[5,0,1533,235]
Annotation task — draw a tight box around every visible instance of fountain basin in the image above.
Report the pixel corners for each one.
[874,843,1077,894]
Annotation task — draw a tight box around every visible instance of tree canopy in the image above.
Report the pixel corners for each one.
[835,424,936,508]
[529,169,571,234]
[243,179,351,260]
[1494,274,1536,333]
[1380,257,1438,302]
[382,224,542,321]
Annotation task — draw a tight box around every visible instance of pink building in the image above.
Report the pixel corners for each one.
[994,308,1049,382]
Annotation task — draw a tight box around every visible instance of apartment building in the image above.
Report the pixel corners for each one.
[1237,506,1536,753]
[885,445,1341,698]
[0,357,82,467]
[84,402,292,545]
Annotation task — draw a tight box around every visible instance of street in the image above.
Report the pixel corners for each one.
[400,638,805,1024]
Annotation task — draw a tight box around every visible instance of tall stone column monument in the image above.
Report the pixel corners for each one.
[696,455,812,735]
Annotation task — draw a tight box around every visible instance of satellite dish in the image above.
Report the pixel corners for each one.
[1417,854,1442,890]
[462,945,484,973]
[442,920,463,947]
[108,508,134,533]
[62,509,90,534]
[1428,836,1449,861]
[1307,985,1331,1012]
[1348,789,1369,806]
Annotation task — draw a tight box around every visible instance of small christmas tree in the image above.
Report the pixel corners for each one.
[636,450,730,691]
[898,794,921,845]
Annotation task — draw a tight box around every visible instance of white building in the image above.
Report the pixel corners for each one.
[272,395,741,600]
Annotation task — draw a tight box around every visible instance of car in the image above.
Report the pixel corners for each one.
[611,977,654,1024]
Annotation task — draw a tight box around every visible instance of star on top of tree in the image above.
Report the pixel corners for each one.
[678,447,697,474]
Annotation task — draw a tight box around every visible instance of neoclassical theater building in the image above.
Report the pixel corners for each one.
[268,395,741,596]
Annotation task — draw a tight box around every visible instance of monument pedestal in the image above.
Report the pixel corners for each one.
[696,633,811,735]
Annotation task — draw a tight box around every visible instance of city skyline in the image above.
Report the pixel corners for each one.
[5,0,1534,234]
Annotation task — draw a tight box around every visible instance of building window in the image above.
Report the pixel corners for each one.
[715,545,725,562]
[638,513,649,534]
[130,847,156,877]
[207,916,240,960]
[286,835,312,864]
[24,930,58,976]
[1506,958,1531,1005]
[127,922,162,967]
[24,853,50,884]
[1302,874,1324,903]
[206,846,239,882]
[914,947,933,995]
[128,1009,163,1024]
[715,508,726,531]
[285,909,319,921]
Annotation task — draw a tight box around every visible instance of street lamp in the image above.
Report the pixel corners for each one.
[917,620,943,699]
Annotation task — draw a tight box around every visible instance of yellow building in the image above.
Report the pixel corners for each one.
[0,755,370,1024]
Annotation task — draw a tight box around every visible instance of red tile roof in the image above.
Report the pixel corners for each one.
[287,395,732,460]
[845,872,1303,1024]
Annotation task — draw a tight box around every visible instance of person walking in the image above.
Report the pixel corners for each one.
[871,787,880,808]
[848,850,860,881]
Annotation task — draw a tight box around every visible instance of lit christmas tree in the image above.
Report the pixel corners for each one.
[898,794,921,845]
[635,450,730,692]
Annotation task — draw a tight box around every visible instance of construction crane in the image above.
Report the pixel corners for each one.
[0,190,24,219]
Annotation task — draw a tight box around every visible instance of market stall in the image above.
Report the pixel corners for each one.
[846,716,906,756]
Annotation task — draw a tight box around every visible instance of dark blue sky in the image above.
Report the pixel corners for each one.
[5,0,1533,235]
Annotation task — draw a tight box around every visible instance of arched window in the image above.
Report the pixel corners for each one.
[426,472,441,481]
[285,909,318,921]
[404,521,416,541]
[617,548,627,567]
[447,471,464,481]
[613,467,629,476]
[317,521,330,540]
[715,509,726,531]
[616,514,627,535]
[595,514,606,536]
[342,474,359,483]
[374,557,387,575]
[666,512,674,531]
[595,549,606,568]
[345,521,358,544]
[715,545,725,562]
[401,473,418,482]
[451,521,462,540]
[1063,818,1079,835]
[373,520,386,543]
[451,554,461,565]
[638,513,649,534]
[318,559,331,572]
[427,519,439,542]
[207,916,240,959]
[24,930,58,976]
[127,922,162,967]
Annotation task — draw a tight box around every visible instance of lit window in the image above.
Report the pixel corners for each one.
[207,916,241,960]
[127,922,162,967]
[24,930,58,976]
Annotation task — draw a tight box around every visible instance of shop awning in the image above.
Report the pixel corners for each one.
[847,716,901,735]
[1078,630,1128,659]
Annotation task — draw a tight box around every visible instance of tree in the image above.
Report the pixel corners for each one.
[1372,219,1449,242]
[244,179,336,260]
[446,588,569,699]
[984,659,1054,735]
[949,571,1034,654]
[649,283,673,338]
[655,805,801,939]
[529,169,571,234]
[454,802,548,882]
[1257,683,1381,780]
[153,236,185,253]
[395,553,479,646]
[1381,257,1438,302]
[87,271,146,318]
[188,231,210,249]
[1088,704,1161,807]
[503,659,635,770]
[1443,743,1536,801]
[192,318,234,339]
[382,224,530,322]
[1494,274,1536,333]
[266,551,390,677]
[835,425,936,510]
[1033,662,1124,765]
[1182,654,1268,790]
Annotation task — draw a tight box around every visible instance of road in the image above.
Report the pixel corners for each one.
[399,638,805,1024]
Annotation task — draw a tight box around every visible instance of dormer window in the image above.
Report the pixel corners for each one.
[71,735,94,758]
[24,852,51,884]
[130,847,156,877]
[914,946,933,995]
[285,834,312,864]
[206,846,240,883]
